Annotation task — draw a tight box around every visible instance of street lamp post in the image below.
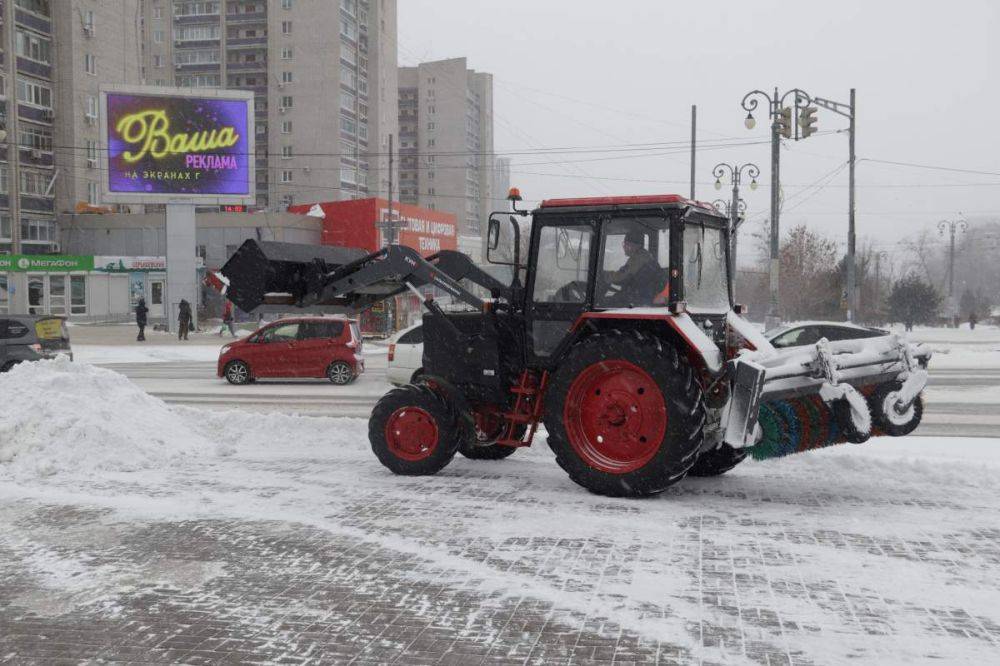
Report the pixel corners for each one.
[741,87,813,330]
[712,162,759,297]
[938,216,968,326]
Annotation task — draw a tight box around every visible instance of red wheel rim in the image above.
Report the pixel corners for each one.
[563,360,667,474]
[384,406,439,462]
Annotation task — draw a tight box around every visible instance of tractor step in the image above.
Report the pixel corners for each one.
[496,370,549,447]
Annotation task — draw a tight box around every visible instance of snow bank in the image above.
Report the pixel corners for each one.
[0,358,217,477]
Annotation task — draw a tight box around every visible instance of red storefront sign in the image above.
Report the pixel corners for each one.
[288,198,457,255]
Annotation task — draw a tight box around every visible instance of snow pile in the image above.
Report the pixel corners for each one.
[0,358,216,477]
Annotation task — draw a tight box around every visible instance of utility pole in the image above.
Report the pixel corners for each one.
[938,217,967,326]
[712,162,759,299]
[690,105,696,200]
[741,87,813,330]
[813,89,857,320]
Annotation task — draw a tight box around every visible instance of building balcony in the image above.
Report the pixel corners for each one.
[226,61,266,71]
[225,11,267,22]
[227,36,268,47]
[20,195,54,213]
[16,57,52,79]
[15,9,51,35]
[174,62,221,72]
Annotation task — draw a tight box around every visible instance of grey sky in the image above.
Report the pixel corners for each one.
[398,0,999,258]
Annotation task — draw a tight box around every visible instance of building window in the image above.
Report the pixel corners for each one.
[340,17,357,41]
[280,95,293,109]
[282,0,292,8]
[86,140,98,160]
[153,29,164,43]
[340,115,356,135]
[281,120,292,133]
[174,1,219,16]
[427,138,435,147]
[174,49,219,65]
[152,6,163,19]
[281,71,293,84]
[340,44,356,65]
[88,182,99,204]
[281,170,293,183]
[340,89,356,112]
[427,122,435,130]
[281,47,293,60]
[0,215,11,241]
[153,54,163,68]
[83,10,95,34]
[71,275,87,315]
[84,53,97,75]
[15,30,52,64]
[340,0,356,16]
[281,21,292,35]
[20,170,50,196]
[176,25,220,41]
[19,125,52,151]
[282,145,292,159]
[14,0,51,17]
[0,273,8,315]
[16,78,52,109]
[86,95,98,119]
[178,74,221,87]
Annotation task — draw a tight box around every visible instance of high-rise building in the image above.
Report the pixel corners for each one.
[0,0,143,257]
[397,57,494,239]
[139,0,398,211]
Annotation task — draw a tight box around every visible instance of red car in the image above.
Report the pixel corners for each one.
[218,316,364,385]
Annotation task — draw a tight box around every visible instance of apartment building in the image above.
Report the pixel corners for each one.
[139,0,398,210]
[0,0,142,258]
[398,57,495,238]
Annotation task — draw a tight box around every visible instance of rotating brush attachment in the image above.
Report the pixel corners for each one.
[750,395,851,460]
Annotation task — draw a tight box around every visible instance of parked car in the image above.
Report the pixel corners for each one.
[218,316,364,385]
[387,323,424,386]
[0,315,73,371]
[766,321,930,367]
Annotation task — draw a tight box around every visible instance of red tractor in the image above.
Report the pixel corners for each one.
[219,193,928,497]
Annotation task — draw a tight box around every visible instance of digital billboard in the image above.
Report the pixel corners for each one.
[100,86,255,205]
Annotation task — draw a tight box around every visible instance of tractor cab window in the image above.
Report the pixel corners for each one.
[532,224,593,303]
[596,217,669,308]
[683,223,729,311]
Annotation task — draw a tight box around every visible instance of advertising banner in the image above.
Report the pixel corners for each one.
[129,272,146,307]
[94,256,168,272]
[101,86,255,204]
[0,255,94,272]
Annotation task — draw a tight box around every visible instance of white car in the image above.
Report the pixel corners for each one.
[387,323,424,386]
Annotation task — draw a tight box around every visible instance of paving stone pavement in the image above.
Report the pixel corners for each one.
[2,428,1000,664]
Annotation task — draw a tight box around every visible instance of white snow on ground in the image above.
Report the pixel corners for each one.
[2,360,1000,662]
[72,344,225,364]
[899,323,1000,369]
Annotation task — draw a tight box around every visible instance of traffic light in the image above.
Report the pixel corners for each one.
[799,106,818,139]
[776,107,793,139]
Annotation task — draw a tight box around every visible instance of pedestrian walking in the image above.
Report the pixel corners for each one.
[178,299,192,341]
[135,298,148,342]
[219,300,237,337]
[970,311,978,330]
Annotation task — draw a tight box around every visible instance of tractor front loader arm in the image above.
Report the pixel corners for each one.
[219,239,486,315]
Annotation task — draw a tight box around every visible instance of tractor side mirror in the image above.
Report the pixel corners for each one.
[487,217,501,251]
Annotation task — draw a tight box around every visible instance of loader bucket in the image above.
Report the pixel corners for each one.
[220,240,366,313]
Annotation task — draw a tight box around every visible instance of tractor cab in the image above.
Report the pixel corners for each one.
[488,194,732,361]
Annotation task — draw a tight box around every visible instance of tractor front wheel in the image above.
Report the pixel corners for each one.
[544,330,706,497]
[370,385,462,475]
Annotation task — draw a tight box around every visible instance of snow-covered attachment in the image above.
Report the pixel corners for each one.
[725,330,929,459]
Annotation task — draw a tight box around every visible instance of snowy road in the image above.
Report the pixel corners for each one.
[94,356,1000,437]
[1,360,999,664]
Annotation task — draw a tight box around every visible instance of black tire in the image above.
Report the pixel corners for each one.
[369,385,462,475]
[687,444,748,477]
[224,360,252,385]
[327,360,355,385]
[459,442,518,460]
[832,398,871,444]
[544,329,706,498]
[868,381,923,437]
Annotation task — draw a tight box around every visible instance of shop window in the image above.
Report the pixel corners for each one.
[71,276,87,315]
[0,274,8,314]
[48,274,66,315]
[28,275,44,314]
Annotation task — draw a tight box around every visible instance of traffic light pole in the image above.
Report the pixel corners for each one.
[813,89,857,320]
[741,87,812,330]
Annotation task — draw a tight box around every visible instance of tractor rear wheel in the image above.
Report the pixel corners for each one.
[370,385,462,475]
[544,330,706,497]
[687,444,747,477]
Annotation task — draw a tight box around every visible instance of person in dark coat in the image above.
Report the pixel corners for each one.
[135,298,148,342]
[218,300,237,337]
[178,299,192,340]
[970,311,978,330]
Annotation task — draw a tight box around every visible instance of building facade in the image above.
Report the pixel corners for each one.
[138,0,398,211]
[397,58,495,240]
[0,0,142,259]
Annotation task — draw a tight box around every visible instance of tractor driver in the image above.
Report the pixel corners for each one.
[602,229,663,305]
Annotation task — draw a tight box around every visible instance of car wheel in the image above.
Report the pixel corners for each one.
[327,360,354,385]
[224,360,252,385]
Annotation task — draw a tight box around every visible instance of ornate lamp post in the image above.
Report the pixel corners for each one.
[742,87,813,329]
[938,216,968,326]
[712,162,759,287]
